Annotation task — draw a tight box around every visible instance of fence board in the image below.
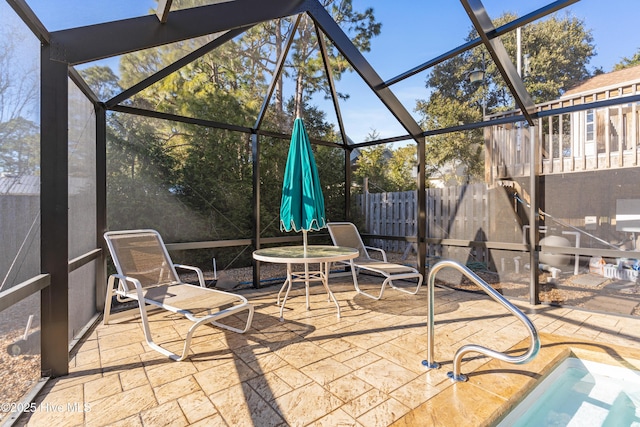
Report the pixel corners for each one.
[355,184,490,261]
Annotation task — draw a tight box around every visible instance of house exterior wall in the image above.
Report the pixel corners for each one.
[486,79,639,181]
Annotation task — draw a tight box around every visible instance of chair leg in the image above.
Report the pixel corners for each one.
[349,267,424,300]
[388,275,424,295]
[177,305,255,361]
[210,304,255,334]
[348,262,385,300]
[103,276,116,324]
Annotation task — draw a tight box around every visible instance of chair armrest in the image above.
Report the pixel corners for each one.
[364,246,388,262]
[174,264,206,287]
[110,273,143,294]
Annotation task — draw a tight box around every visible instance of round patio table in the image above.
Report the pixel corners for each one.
[252,245,358,321]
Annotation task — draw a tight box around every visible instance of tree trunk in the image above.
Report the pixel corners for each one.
[294,71,304,118]
[275,19,284,115]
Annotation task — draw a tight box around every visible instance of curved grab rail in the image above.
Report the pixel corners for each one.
[422,259,540,382]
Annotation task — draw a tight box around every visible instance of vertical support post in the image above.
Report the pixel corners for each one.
[579,106,587,170]
[547,115,553,173]
[345,147,352,221]
[633,89,638,166]
[40,46,69,377]
[604,106,611,168]
[95,104,107,311]
[618,104,624,167]
[251,132,261,288]
[559,113,564,172]
[417,136,427,280]
[529,126,540,305]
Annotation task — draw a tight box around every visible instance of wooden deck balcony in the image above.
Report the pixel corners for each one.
[486,79,639,182]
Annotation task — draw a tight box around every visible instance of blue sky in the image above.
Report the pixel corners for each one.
[15,0,640,143]
[331,0,640,143]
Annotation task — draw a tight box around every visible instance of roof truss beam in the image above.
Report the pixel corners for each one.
[156,0,173,23]
[255,15,302,130]
[305,0,423,139]
[49,0,306,65]
[460,0,536,125]
[384,0,579,88]
[106,27,252,108]
[6,0,50,43]
[316,22,348,147]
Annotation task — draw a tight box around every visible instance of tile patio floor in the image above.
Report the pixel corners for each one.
[13,273,640,426]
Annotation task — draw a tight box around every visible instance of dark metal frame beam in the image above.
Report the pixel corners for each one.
[529,126,541,304]
[69,67,100,104]
[460,0,536,125]
[251,132,261,288]
[106,27,252,108]
[40,46,69,377]
[316,23,348,147]
[109,105,345,150]
[315,21,353,219]
[156,0,173,23]
[255,15,302,129]
[383,0,579,88]
[306,1,423,139]
[110,105,254,134]
[49,0,307,65]
[6,0,50,43]
[0,275,50,314]
[95,103,108,311]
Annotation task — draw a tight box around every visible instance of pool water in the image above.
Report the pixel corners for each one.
[497,357,640,426]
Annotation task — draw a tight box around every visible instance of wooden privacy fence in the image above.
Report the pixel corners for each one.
[354,184,490,262]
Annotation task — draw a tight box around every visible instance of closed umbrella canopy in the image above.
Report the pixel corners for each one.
[280,118,326,245]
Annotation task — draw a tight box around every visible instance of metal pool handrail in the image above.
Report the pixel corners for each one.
[422,259,540,382]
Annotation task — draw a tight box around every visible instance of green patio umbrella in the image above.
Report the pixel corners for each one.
[280,117,326,252]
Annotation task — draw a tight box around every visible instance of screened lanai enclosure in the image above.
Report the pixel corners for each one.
[2,0,640,417]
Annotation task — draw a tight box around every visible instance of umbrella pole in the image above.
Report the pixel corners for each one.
[303,229,308,254]
[303,229,310,310]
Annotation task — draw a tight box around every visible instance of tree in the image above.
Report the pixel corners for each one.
[284,1,381,119]
[387,146,418,191]
[416,12,596,181]
[82,2,381,266]
[352,131,418,193]
[0,21,38,175]
[417,94,483,184]
[613,48,640,71]
[353,145,392,192]
[0,117,38,175]
[79,66,121,101]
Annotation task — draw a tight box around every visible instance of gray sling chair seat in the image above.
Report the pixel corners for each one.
[327,222,423,300]
[103,229,254,361]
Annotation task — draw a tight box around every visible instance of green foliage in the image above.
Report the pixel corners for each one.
[81,2,380,267]
[387,146,419,190]
[353,144,417,192]
[286,1,381,116]
[514,13,595,102]
[0,23,38,175]
[79,66,121,101]
[0,117,39,175]
[613,48,640,71]
[416,12,596,182]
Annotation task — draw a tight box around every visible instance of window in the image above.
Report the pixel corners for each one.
[586,109,594,143]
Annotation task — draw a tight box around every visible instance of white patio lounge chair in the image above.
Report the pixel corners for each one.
[103,229,254,361]
[327,222,423,300]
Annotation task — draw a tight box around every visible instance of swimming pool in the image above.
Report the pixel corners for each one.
[497,357,640,426]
